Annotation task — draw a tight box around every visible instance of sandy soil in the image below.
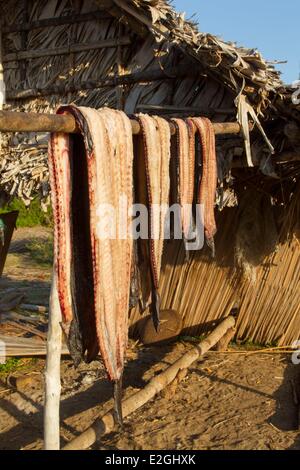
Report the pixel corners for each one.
[0,228,299,450]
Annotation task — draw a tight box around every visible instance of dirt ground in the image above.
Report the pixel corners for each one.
[0,228,300,450]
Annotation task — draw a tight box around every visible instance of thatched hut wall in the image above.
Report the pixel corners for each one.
[130,204,300,347]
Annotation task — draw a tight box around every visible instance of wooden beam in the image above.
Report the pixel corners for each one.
[275,151,300,163]
[3,37,131,62]
[20,0,29,84]
[2,10,112,34]
[6,66,206,101]
[0,110,242,136]
[136,104,235,116]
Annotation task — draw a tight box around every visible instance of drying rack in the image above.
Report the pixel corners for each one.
[0,109,241,450]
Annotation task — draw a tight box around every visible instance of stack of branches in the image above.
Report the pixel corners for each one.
[0,131,49,207]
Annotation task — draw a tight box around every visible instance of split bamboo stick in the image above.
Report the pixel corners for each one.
[63,315,235,450]
[0,110,242,136]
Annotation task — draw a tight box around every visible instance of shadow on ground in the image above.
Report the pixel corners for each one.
[0,343,174,450]
[270,359,300,450]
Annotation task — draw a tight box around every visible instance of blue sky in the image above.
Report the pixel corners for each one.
[172,0,299,84]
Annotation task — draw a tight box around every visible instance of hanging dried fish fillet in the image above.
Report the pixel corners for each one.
[172,118,195,242]
[49,106,134,422]
[191,117,217,249]
[135,114,171,330]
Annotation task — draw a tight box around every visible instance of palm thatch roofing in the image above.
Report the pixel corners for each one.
[0,0,293,206]
[0,0,297,215]
[99,0,284,113]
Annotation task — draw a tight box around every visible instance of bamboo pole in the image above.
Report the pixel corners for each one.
[44,269,62,450]
[63,315,236,450]
[0,110,242,136]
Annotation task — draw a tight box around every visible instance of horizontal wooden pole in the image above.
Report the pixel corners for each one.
[0,110,79,133]
[3,37,131,62]
[2,10,112,34]
[0,110,242,136]
[136,104,235,115]
[63,315,236,450]
[6,66,206,101]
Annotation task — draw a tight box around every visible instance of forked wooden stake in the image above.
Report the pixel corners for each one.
[44,269,62,450]
[63,315,236,450]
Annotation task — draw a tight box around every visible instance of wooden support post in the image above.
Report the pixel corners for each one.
[44,268,62,450]
[0,25,5,110]
[63,315,236,450]
[0,23,5,157]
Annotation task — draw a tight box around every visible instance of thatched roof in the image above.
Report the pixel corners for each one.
[0,0,296,207]
[100,0,283,114]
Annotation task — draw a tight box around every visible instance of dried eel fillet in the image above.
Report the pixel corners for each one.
[172,118,195,242]
[191,117,217,247]
[49,106,134,392]
[135,114,171,330]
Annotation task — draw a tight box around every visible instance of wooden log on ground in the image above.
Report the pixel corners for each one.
[44,270,62,450]
[63,315,236,450]
[0,110,242,136]
[3,38,131,63]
